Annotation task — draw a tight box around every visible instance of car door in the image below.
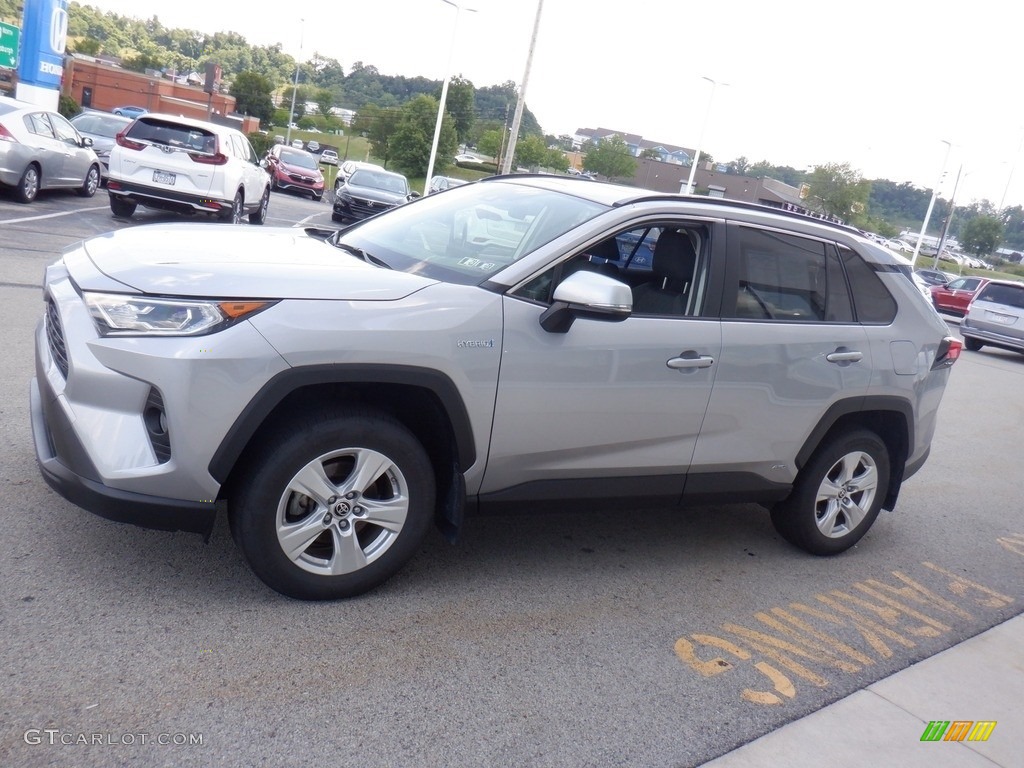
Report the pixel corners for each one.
[942,277,982,314]
[233,133,267,205]
[47,112,92,186]
[24,111,64,187]
[688,223,871,493]
[480,220,724,506]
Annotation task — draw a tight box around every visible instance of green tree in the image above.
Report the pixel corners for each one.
[443,76,476,145]
[390,95,457,176]
[71,37,102,55]
[806,162,871,222]
[640,147,662,160]
[314,88,336,130]
[353,104,402,167]
[583,135,637,181]
[475,129,502,159]
[959,216,1004,257]
[513,134,548,169]
[231,71,275,125]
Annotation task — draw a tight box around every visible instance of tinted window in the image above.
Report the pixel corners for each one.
[127,117,215,151]
[730,227,853,322]
[977,283,1024,309]
[838,246,897,323]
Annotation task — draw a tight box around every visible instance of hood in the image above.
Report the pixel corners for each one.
[67,224,437,300]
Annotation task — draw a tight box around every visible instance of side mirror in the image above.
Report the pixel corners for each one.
[539,270,632,333]
[409,191,421,200]
[82,136,94,148]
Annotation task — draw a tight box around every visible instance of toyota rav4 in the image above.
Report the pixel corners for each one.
[31,175,961,600]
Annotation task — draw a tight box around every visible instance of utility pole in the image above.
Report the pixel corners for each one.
[501,0,544,174]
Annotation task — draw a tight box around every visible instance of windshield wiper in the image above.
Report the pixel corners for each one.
[332,241,391,269]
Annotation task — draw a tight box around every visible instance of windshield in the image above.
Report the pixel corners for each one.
[279,149,317,170]
[349,170,409,195]
[334,180,608,285]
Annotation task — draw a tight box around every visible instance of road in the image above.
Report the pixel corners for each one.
[1,186,1022,767]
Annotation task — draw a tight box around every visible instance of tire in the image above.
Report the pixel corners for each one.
[770,428,889,556]
[963,337,983,351]
[220,190,243,223]
[16,164,40,203]
[78,165,101,198]
[331,211,345,223]
[229,408,436,600]
[109,194,137,218]
[249,186,270,225]
[312,192,323,202]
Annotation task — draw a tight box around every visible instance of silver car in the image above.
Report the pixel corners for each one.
[960,279,1024,354]
[0,96,102,203]
[31,176,962,600]
[68,110,133,182]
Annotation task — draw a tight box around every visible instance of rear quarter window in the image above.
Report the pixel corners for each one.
[838,246,897,324]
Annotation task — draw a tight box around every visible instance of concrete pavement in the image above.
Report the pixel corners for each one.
[700,614,1023,767]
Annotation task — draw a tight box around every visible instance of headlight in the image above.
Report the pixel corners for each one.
[84,293,275,336]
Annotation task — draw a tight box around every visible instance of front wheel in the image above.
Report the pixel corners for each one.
[770,428,889,555]
[230,409,436,600]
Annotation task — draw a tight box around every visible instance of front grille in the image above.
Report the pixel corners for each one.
[350,196,395,218]
[45,298,69,378]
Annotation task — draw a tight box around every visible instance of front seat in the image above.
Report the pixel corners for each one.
[632,230,697,315]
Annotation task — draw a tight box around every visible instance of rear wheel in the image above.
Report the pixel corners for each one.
[771,428,889,555]
[219,190,243,223]
[78,165,101,197]
[109,194,137,218]
[249,186,270,225]
[16,164,40,203]
[963,337,983,351]
[230,408,436,600]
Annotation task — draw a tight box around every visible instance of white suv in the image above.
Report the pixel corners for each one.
[106,113,271,224]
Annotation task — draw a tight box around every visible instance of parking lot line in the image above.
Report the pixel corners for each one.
[0,206,108,225]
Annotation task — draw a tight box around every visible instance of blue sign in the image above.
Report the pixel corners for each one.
[17,0,68,89]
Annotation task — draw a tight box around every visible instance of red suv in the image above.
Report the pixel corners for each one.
[930,276,990,316]
[263,145,325,201]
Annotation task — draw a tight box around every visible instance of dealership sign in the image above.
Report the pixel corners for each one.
[17,0,67,89]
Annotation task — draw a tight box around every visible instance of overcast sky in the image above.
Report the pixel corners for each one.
[85,0,1024,208]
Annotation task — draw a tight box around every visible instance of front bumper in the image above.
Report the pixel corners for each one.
[31,376,217,536]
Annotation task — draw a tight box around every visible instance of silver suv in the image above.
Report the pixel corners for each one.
[31,176,962,600]
[106,112,271,224]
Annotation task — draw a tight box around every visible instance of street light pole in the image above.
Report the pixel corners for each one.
[424,0,477,196]
[285,19,304,146]
[682,76,727,195]
[933,163,963,269]
[998,128,1024,212]
[910,139,953,267]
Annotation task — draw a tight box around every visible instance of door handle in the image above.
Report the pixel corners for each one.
[667,353,715,370]
[826,348,863,364]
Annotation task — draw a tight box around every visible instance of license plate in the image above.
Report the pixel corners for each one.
[988,312,1016,325]
[153,170,176,185]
